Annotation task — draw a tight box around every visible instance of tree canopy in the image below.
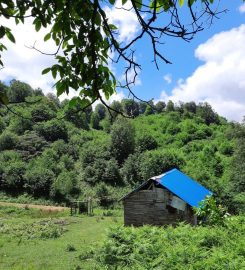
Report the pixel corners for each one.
[0,0,232,110]
[1,80,244,212]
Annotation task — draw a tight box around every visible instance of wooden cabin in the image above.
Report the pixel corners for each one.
[121,168,212,226]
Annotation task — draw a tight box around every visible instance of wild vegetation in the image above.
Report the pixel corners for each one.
[0,80,244,214]
[0,205,244,270]
[97,216,245,270]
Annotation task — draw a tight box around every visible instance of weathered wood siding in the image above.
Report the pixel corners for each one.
[123,187,196,226]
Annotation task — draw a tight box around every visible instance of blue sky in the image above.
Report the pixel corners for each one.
[103,0,245,121]
[0,1,244,121]
[116,0,244,99]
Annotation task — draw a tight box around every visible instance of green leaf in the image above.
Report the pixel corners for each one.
[52,68,57,79]
[188,0,195,6]
[109,24,117,30]
[122,0,128,5]
[179,0,184,7]
[35,19,41,32]
[69,98,78,108]
[109,0,116,4]
[42,68,51,75]
[0,92,9,105]
[44,33,51,41]
[5,30,15,43]
[95,13,101,26]
[135,0,142,9]
[0,26,5,39]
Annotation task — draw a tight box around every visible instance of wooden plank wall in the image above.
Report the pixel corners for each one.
[123,188,195,226]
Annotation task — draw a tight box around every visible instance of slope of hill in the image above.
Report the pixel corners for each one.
[0,80,243,213]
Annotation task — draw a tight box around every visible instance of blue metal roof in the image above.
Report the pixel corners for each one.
[157,168,212,207]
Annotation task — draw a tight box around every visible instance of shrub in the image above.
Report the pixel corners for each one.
[96,216,245,270]
[194,196,228,226]
[0,131,18,151]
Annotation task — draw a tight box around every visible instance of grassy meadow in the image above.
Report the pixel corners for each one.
[0,205,122,270]
[0,205,245,270]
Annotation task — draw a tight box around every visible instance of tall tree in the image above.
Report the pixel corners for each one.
[110,118,135,164]
[121,99,139,117]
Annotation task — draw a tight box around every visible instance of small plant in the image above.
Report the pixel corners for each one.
[66,244,76,252]
[194,196,228,226]
[78,248,94,261]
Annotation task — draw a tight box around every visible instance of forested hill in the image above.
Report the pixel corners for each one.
[0,80,244,213]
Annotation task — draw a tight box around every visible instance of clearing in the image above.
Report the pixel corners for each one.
[0,205,122,270]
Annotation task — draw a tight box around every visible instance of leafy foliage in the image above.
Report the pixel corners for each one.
[97,216,245,269]
[0,0,229,107]
[0,81,243,213]
[194,196,228,226]
[110,118,135,164]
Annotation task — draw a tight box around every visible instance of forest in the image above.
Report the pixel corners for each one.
[0,79,244,214]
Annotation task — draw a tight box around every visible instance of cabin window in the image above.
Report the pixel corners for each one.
[166,205,177,214]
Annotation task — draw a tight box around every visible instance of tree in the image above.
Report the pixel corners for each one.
[16,131,48,160]
[64,103,89,130]
[197,102,220,125]
[230,123,245,195]
[95,104,106,120]
[0,131,18,151]
[139,149,185,180]
[120,153,142,186]
[121,99,139,117]
[0,1,228,109]
[136,134,158,152]
[34,119,68,142]
[144,105,155,115]
[24,166,55,197]
[155,101,166,113]
[30,103,56,122]
[91,112,101,130]
[166,100,175,112]
[51,170,79,201]
[184,102,197,114]
[110,118,135,164]
[7,80,33,103]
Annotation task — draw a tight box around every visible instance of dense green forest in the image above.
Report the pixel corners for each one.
[0,80,244,213]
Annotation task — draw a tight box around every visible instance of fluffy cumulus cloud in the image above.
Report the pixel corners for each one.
[239,3,245,13]
[0,18,57,94]
[160,24,245,122]
[104,0,141,43]
[0,2,140,102]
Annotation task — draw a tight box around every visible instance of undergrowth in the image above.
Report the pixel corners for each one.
[0,218,68,240]
[96,216,245,270]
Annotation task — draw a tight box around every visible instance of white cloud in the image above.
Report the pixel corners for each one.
[104,0,141,43]
[0,3,140,101]
[0,18,57,94]
[239,3,245,13]
[163,74,172,84]
[160,24,245,122]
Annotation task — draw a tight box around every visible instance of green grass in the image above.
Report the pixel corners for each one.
[0,205,123,270]
[2,205,244,270]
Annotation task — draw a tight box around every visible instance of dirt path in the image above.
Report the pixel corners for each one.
[0,201,68,212]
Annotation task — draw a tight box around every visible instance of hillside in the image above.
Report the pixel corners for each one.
[0,80,244,213]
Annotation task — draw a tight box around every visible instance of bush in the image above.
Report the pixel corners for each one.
[2,160,26,190]
[136,134,158,152]
[194,196,228,226]
[139,150,185,180]
[34,119,68,142]
[97,216,245,270]
[50,170,79,201]
[24,167,55,197]
[0,131,19,151]
[0,219,67,240]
